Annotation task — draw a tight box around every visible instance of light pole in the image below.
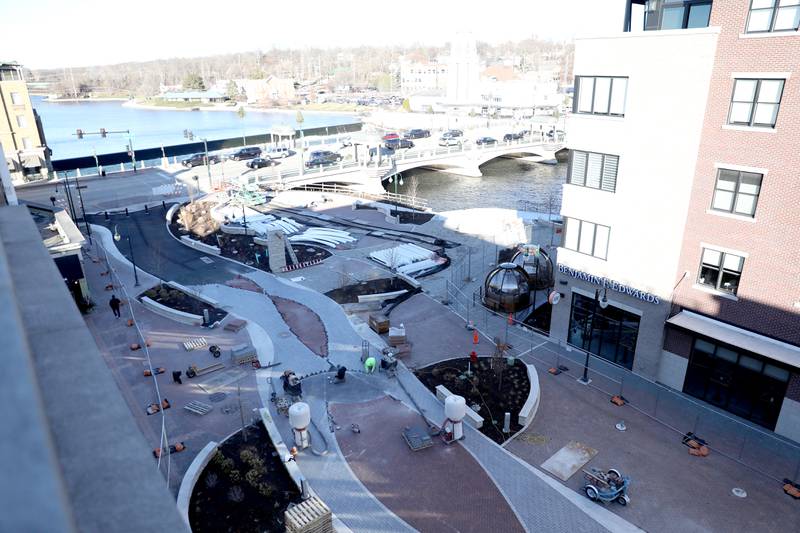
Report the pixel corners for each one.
[579,288,608,384]
[114,225,140,286]
[387,174,404,216]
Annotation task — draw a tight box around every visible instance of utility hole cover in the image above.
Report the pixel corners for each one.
[732,488,747,498]
[200,257,214,264]
[208,392,227,403]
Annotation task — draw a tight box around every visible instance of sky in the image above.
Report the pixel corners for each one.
[0,0,624,69]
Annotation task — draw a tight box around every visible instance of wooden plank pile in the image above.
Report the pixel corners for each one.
[285,496,332,533]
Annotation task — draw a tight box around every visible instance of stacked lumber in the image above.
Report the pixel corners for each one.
[285,497,332,533]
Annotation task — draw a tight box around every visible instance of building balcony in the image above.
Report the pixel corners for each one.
[624,0,712,32]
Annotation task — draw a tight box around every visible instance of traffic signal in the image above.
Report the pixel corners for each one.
[100,128,107,138]
[76,129,83,139]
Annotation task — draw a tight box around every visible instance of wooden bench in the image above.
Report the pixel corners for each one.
[184,401,213,415]
[231,344,258,365]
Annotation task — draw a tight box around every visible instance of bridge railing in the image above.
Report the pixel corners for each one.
[285,183,429,210]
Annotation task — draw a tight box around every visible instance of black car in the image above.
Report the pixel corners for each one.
[230,147,262,161]
[403,128,431,139]
[385,138,414,150]
[475,136,497,145]
[503,132,523,141]
[181,153,220,167]
[442,129,464,139]
[305,151,342,168]
[246,157,276,169]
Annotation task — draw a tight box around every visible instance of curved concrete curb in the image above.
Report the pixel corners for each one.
[176,440,218,531]
[165,202,180,223]
[518,363,540,426]
[140,296,204,326]
[180,235,221,255]
[89,224,161,287]
[258,408,306,492]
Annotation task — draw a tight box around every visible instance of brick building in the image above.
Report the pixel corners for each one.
[553,0,800,442]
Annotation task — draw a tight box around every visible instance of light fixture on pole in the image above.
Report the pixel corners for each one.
[113,225,140,286]
[388,174,404,216]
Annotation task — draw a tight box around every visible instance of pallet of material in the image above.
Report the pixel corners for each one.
[184,400,213,415]
[231,344,258,365]
[183,337,208,351]
[223,318,247,333]
[285,496,332,533]
[368,313,389,334]
[388,325,406,346]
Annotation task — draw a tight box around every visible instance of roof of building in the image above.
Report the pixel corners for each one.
[24,202,85,253]
[482,65,519,82]
[161,90,225,99]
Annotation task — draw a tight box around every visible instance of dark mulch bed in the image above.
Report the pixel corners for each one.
[270,295,328,357]
[168,222,331,272]
[140,284,227,323]
[325,277,416,304]
[414,357,530,444]
[189,422,302,533]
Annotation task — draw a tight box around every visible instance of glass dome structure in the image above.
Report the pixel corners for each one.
[482,262,531,313]
[511,245,554,291]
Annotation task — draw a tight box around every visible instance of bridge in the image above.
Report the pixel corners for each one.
[237,137,567,195]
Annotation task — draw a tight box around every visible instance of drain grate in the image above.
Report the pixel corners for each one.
[208,392,227,403]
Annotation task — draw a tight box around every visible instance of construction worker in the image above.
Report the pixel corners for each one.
[364,356,377,374]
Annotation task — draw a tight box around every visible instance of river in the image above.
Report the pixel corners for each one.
[32,97,564,211]
[32,96,359,160]
[391,158,565,214]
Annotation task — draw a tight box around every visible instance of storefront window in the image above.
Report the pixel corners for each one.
[567,293,640,370]
[683,337,789,429]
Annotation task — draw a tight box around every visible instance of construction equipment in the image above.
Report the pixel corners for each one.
[186,362,225,378]
[582,468,631,506]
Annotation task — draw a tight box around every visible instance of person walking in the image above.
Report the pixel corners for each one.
[109,294,121,318]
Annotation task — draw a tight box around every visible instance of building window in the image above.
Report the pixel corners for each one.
[697,248,744,295]
[563,218,610,259]
[567,293,640,370]
[683,337,789,429]
[728,78,784,128]
[651,1,713,30]
[0,68,22,81]
[746,0,800,33]
[10,91,24,105]
[574,76,628,116]
[568,150,619,192]
[21,137,32,150]
[15,115,26,128]
[711,169,762,216]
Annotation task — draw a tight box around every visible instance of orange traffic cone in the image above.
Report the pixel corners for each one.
[472,330,479,345]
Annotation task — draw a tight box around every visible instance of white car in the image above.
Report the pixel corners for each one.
[438,137,462,147]
[266,147,295,158]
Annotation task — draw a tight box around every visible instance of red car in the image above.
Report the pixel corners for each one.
[381,132,400,141]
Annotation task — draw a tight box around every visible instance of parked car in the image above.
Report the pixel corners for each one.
[438,137,462,147]
[503,132,523,141]
[305,151,343,168]
[441,129,464,139]
[475,136,498,146]
[246,157,276,169]
[547,129,566,139]
[385,138,414,150]
[381,132,400,141]
[369,146,395,157]
[265,146,294,158]
[403,129,431,139]
[230,147,262,161]
[181,153,220,167]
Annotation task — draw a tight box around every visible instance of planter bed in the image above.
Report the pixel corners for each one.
[189,422,302,533]
[414,357,531,444]
[140,284,227,324]
[325,276,416,304]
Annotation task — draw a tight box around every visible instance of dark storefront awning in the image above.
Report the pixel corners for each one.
[667,311,800,369]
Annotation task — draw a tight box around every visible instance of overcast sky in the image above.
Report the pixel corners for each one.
[0,0,624,69]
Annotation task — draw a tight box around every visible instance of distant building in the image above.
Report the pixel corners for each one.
[0,141,17,205]
[399,56,448,97]
[214,77,297,105]
[160,90,227,103]
[446,33,482,105]
[1,62,51,182]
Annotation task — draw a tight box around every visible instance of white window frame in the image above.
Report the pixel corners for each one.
[563,217,610,260]
[727,78,785,128]
[573,76,628,117]
[568,149,619,192]
[745,0,800,33]
[710,168,763,217]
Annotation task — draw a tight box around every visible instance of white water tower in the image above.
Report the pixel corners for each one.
[288,402,311,449]
[444,395,467,441]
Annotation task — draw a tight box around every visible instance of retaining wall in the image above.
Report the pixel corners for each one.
[140,296,204,326]
[176,441,218,530]
[518,363,541,426]
[435,384,484,429]
[179,235,221,255]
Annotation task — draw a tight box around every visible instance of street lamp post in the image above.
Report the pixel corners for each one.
[184,130,211,189]
[114,226,140,286]
[387,174,404,217]
[579,288,608,384]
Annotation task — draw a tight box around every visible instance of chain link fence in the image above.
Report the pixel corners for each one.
[443,279,800,484]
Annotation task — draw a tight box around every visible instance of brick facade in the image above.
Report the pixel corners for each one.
[672,1,800,345]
